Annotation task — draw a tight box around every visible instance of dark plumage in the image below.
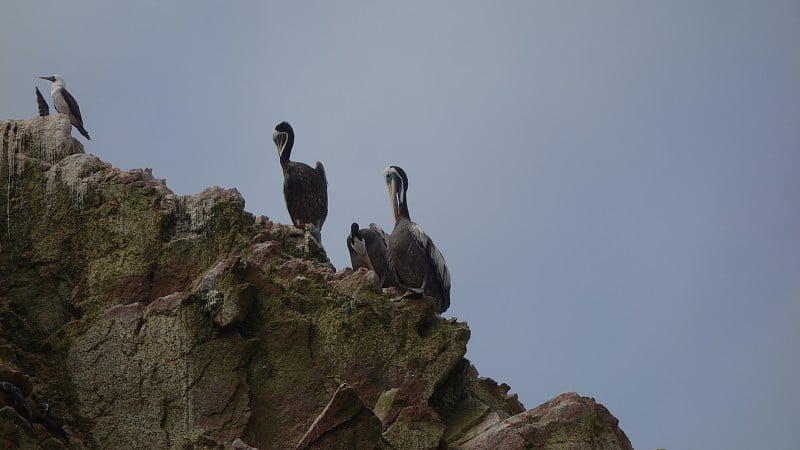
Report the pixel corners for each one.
[272,121,328,242]
[0,381,32,425]
[39,75,91,140]
[35,86,49,116]
[384,166,451,313]
[347,222,396,288]
[32,402,69,442]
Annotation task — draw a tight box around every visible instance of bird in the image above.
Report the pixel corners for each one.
[383,166,451,313]
[0,381,32,425]
[39,75,91,140]
[272,121,327,242]
[32,402,69,442]
[35,87,49,116]
[347,222,396,288]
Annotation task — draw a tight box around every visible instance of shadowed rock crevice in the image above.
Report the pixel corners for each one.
[0,116,632,449]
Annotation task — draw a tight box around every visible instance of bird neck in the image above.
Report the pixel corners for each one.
[395,204,411,223]
[279,131,295,162]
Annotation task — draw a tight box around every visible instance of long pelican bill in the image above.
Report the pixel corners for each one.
[272,130,288,157]
[386,173,400,222]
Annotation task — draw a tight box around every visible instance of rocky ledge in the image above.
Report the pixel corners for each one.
[0,116,632,449]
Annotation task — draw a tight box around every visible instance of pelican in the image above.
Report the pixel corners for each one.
[39,75,91,140]
[384,166,451,313]
[347,222,396,288]
[35,86,49,116]
[272,121,327,242]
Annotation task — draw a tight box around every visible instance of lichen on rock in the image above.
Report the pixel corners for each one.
[0,116,632,449]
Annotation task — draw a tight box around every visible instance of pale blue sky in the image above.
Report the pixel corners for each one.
[2,2,799,448]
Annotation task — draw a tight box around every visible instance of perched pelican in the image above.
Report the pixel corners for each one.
[35,86,49,116]
[272,121,327,242]
[347,222,396,288]
[32,402,69,442]
[0,381,32,425]
[384,166,451,313]
[39,75,91,140]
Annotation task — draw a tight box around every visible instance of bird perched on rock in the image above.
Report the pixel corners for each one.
[32,402,69,442]
[383,166,451,313]
[347,222,396,288]
[272,121,327,242]
[39,75,91,140]
[35,87,49,116]
[0,381,32,425]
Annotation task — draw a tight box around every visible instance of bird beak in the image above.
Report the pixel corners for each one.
[272,130,288,156]
[39,76,55,82]
[387,177,400,223]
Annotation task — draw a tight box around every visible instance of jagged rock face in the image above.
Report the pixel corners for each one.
[0,116,632,449]
[452,392,634,450]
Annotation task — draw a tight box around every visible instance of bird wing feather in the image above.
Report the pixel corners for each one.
[284,162,328,228]
[35,87,50,116]
[369,223,388,244]
[407,222,451,302]
[61,88,84,126]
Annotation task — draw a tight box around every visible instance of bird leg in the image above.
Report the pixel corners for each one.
[402,276,427,299]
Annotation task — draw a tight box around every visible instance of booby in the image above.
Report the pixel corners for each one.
[32,402,69,442]
[272,121,327,241]
[0,381,32,425]
[35,87,49,116]
[347,222,396,288]
[39,75,91,140]
[383,166,451,313]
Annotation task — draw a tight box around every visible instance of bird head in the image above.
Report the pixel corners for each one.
[272,121,294,159]
[384,165,409,222]
[39,75,65,86]
[348,222,365,252]
[349,222,361,240]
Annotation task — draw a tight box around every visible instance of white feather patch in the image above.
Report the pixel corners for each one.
[408,222,451,294]
[351,235,372,270]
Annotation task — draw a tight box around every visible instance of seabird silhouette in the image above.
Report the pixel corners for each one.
[347,222,396,288]
[384,166,451,313]
[39,75,91,140]
[272,121,328,242]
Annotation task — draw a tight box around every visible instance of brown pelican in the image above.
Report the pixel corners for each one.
[39,75,91,140]
[347,222,396,288]
[0,381,32,425]
[384,166,451,313]
[272,121,327,241]
[32,402,69,442]
[35,87,49,116]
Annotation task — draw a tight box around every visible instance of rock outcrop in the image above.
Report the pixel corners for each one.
[0,116,632,449]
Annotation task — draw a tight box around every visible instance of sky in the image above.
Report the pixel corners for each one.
[2,1,799,448]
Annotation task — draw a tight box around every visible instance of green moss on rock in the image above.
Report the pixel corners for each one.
[0,117,632,450]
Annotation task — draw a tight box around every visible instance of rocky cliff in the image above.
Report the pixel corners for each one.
[0,115,633,449]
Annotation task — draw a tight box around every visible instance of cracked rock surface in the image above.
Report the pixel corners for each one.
[0,116,631,449]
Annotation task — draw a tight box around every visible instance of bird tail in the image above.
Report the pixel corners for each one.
[76,125,91,140]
